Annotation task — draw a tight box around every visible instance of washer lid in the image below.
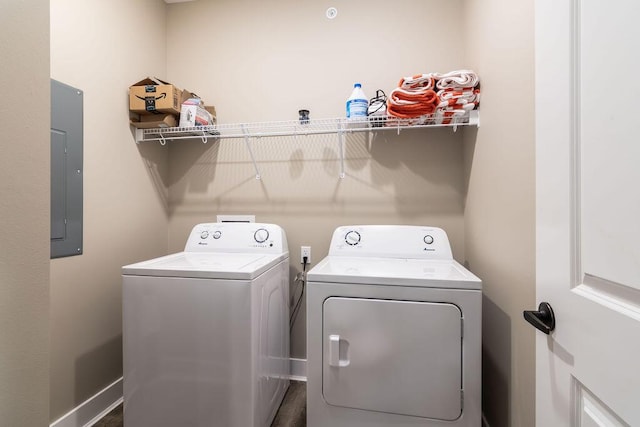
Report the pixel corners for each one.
[122,252,287,280]
[307,256,481,290]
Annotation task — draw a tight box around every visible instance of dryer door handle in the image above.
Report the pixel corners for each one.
[329,334,341,366]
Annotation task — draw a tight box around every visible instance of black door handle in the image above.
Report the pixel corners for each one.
[523,302,555,334]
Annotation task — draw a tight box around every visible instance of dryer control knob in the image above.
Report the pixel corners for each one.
[254,228,270,243]
[424,235,434,245]
[200,231,209,239]
[212,231,222,239]
[345,230,361,246]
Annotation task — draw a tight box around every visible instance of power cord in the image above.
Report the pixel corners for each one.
[368,89,387,128]
[290,256,307,331]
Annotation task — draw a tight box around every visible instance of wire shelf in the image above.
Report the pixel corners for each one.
[134,111,479,144]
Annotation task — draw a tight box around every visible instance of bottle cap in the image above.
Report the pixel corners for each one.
[354,83,361,88]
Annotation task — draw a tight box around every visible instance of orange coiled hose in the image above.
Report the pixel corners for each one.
[387,87,439,118]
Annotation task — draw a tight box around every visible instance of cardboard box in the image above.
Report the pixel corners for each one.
[130,113,177,129]
[129,77,182,115]
[181,90,200,103]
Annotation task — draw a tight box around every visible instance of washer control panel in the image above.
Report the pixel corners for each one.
[329,225,452,260]
[184,223,288,254]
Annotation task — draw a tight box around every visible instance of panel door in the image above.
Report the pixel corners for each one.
[50,79,83,258]
[535,0,640,425]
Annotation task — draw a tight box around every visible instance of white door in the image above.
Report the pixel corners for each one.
[535,0,640,425]
[322,297,463,420]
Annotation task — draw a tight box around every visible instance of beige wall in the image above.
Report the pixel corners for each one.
[463,0,536,426]
[165,0,469,358]
[0,0,51,425]
[49,0,170,421]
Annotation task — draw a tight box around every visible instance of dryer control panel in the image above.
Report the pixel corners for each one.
[184,222,288,254]
[329,225,452,260]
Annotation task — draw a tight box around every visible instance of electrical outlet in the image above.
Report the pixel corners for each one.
[301,246,311,264]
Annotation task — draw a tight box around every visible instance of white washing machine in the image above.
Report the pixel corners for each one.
[122,222,290,427]
[306,225,482,427]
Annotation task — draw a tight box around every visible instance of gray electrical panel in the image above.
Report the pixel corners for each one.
[51,79,83,258]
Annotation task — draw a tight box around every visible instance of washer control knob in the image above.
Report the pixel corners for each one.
[200,231,209,239]
[424,235,434,245]
[212,231,222,239]
[345,230,361,246]
[254,228,269,243]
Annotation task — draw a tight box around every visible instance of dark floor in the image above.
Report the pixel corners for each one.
[94,380,306,427]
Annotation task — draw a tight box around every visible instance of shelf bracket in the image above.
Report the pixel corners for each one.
[159,132,167,146]
[241,124,261,180]
[201,131,208,144]
[337,119,345,179]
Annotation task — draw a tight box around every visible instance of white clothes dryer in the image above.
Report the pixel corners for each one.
[122,223,290,427]
[306,225,481,427]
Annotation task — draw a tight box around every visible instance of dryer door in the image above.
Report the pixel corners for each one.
[322,297,463,420]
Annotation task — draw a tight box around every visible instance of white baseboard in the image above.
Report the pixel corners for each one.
[288,357,307,381]
[49,377,123,427]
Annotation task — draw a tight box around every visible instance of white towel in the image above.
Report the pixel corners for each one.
[434,87,479,125]
[434,70,479,90]
[436,88,480,109]
[398,73,436,91]
[434,109,468,125]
